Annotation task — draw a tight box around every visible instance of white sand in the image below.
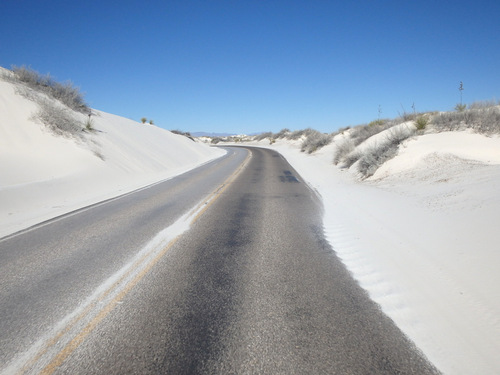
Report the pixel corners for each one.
[2,72,500,374]
[0,77,225,237]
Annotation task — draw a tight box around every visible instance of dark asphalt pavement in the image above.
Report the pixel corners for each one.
[57,147,438,374]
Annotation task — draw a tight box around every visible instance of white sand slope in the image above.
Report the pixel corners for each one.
[0,77,225,237]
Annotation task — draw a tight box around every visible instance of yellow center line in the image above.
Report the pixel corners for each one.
[36,148,251,375]
[17,232,166,374]
[190,152,251,225]
[18,302,96,374]
[40,236,182,375]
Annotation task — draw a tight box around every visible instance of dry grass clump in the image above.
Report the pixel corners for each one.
[349,120,395,146]
[300,130,333,153]
[7,65,89,113]
[356,126,416,178]
[254,132,273,141]
[1,65,94,138]
[33,98,83,136]
[273,128,291,139]
[333,138,355,165]
[431,103,500,135]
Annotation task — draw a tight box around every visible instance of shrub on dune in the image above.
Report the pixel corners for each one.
[357,126,416,178]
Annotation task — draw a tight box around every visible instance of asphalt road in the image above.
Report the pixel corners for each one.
[0,146,439,374]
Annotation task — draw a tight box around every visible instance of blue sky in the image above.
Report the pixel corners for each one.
[1,0,499,134]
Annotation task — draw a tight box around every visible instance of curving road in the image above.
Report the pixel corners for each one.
[0,146,439,374]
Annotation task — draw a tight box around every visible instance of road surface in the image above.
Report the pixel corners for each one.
[0,146,439,374]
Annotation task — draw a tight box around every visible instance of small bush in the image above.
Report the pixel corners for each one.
[468,100,499,110]
[455,103,466,112]
[398,106,418,122]
[9,65,89,113]
[84,115,95,132]
[357,126,415,178]
[141,117,147,124]
[432,106,500,135]
[288,129,306,140]
[9,65,40,83]
[2,67,92,138]
[368,119,386,127]
[349,121,393,146]
[468,107,500,134]
[357,143,397,178]
[333,138,355,165]
[338,126,351,133]
[33,98,83,137]
[50,81,88,112]
[211,137,223,144]
[341,150,363,168]
[254,131,273,141]
[431,111,462,131]
[273,128,290,139]
[414,116,429,130]
[287,128,317,140]
[386,125,416,145]
[300,130,332,153]
[171,129,195,141]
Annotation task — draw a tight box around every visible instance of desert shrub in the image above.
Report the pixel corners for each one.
[9,65,89,113]
[463,110,479,126]
[341,150,363,168]
[288,129,306,140]
[455,103,466,112]
[287,128,316,140]
[141,117,147,124]
[398,107,418,122]
[211,137,223,144]
[300,130,332,153]
[431,111,463,131]
[414,115,429,130]
[3,67,90,137]
[468,100,499,110]
[368,119,386,127]
[33,98,83,137]
[50,81,88,112]
[357,126,415,178]
[468,107,500,134]
[11,84,39,102]
[171,129,195,141]
[254,131,273,141]
[349,121,393,146]
[171,129,192,136]
[432,106,500,135]
[333,138,355,165]
[9,65,40,83]
[338,126,351,133]
[357,143,397,178]
[273,128,290,139]
[386,125,416,145]
[84,115,95,132]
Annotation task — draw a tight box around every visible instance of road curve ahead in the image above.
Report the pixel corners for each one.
[1,147,439,374]
[0,147,247,373]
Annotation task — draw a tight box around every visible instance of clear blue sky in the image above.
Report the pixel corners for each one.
[1,0,499,134]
